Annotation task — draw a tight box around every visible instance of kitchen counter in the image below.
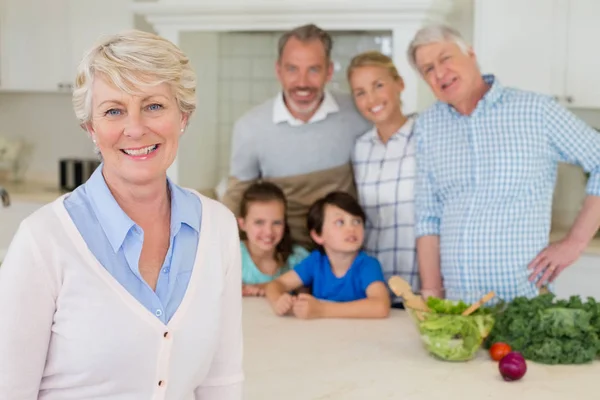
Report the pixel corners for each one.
[242,298,597,400]
[0,179,63,204]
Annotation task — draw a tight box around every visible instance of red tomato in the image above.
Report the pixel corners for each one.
[490,342,512,361]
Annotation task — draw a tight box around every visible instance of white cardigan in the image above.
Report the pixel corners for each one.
[0,193,244,399]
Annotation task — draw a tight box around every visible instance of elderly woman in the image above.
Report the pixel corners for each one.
[0,30,243,398]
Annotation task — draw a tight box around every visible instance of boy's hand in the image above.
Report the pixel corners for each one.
[273,293,295,316]
[242,284,265,297]
[293,293,322,319]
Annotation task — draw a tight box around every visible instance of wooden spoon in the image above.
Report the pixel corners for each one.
[461,291,495,316]
[388,276,430,312]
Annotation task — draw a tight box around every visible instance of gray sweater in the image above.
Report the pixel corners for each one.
[229,91,371,180]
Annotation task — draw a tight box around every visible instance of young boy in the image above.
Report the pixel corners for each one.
[265,191,391,319]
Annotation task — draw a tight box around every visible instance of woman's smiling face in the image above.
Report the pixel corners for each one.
[88,75,188,185]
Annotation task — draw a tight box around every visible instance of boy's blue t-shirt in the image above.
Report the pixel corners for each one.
[293,250,385,302]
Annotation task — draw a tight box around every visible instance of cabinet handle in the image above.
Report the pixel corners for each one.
[566,96,574,104]
[57,83,74,91]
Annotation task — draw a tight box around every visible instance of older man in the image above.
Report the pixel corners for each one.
[222,24,370,248]
[409,25,600,303]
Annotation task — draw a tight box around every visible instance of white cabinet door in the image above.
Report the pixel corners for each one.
[66,0,134,84]
[473,0,568,99]
[0,0,71,92]
[553,254,600,300]
[0,0,133,92]
[564,0,600,109]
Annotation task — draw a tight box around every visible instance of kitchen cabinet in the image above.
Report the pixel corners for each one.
[0,0,133,92]
[553,254,600,300]
[474,0,600,109]
[0,0,71,92]
[563,1,600,109]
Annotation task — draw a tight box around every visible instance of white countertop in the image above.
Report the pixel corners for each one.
[242,298,598,400]
[0,180,63,204]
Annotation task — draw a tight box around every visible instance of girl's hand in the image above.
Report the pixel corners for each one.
[242,284,265,297]
[274,293,295,316]
[293,293,322,319]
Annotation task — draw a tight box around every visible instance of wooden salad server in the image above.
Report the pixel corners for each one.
[388,276,430,312]
[461,291,496,316]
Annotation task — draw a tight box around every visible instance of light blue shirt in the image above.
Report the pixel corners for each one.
[414,75,600,303]
[64,165,202,324]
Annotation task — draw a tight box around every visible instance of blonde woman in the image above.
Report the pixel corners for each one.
[0,30,243,398]
[348,51,419,308]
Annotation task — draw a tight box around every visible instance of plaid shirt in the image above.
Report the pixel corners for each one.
[415,75,600,303]
[352,117,419,299]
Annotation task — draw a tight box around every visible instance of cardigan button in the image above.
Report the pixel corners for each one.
[158,380,165,387]
[163,331,169,339]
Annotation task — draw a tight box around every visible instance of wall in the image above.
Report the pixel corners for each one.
[177,32,220,190]
[446,0,475,43]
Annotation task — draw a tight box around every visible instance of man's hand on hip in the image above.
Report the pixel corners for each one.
[527,236,587,287]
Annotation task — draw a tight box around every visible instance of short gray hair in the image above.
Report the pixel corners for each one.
[407,25,470,71]
[277,24,333,61]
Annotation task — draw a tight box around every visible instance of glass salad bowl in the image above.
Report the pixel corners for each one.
[404,291,504,362]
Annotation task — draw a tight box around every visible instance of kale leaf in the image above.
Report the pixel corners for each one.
[485,293,600,364]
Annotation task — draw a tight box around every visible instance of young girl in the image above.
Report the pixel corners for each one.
[265,191,391,319]
[238,181,309,296]
[347,51,419,308]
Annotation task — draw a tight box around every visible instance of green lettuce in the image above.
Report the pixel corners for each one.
[426,297,470,314]
[410,298,496,361]
[417,314,483,361]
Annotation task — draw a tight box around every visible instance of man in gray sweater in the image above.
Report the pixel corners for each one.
[222,24,371,248]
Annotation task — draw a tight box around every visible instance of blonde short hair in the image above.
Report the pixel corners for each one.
[347,51,402,82]
[72,30,197,125]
